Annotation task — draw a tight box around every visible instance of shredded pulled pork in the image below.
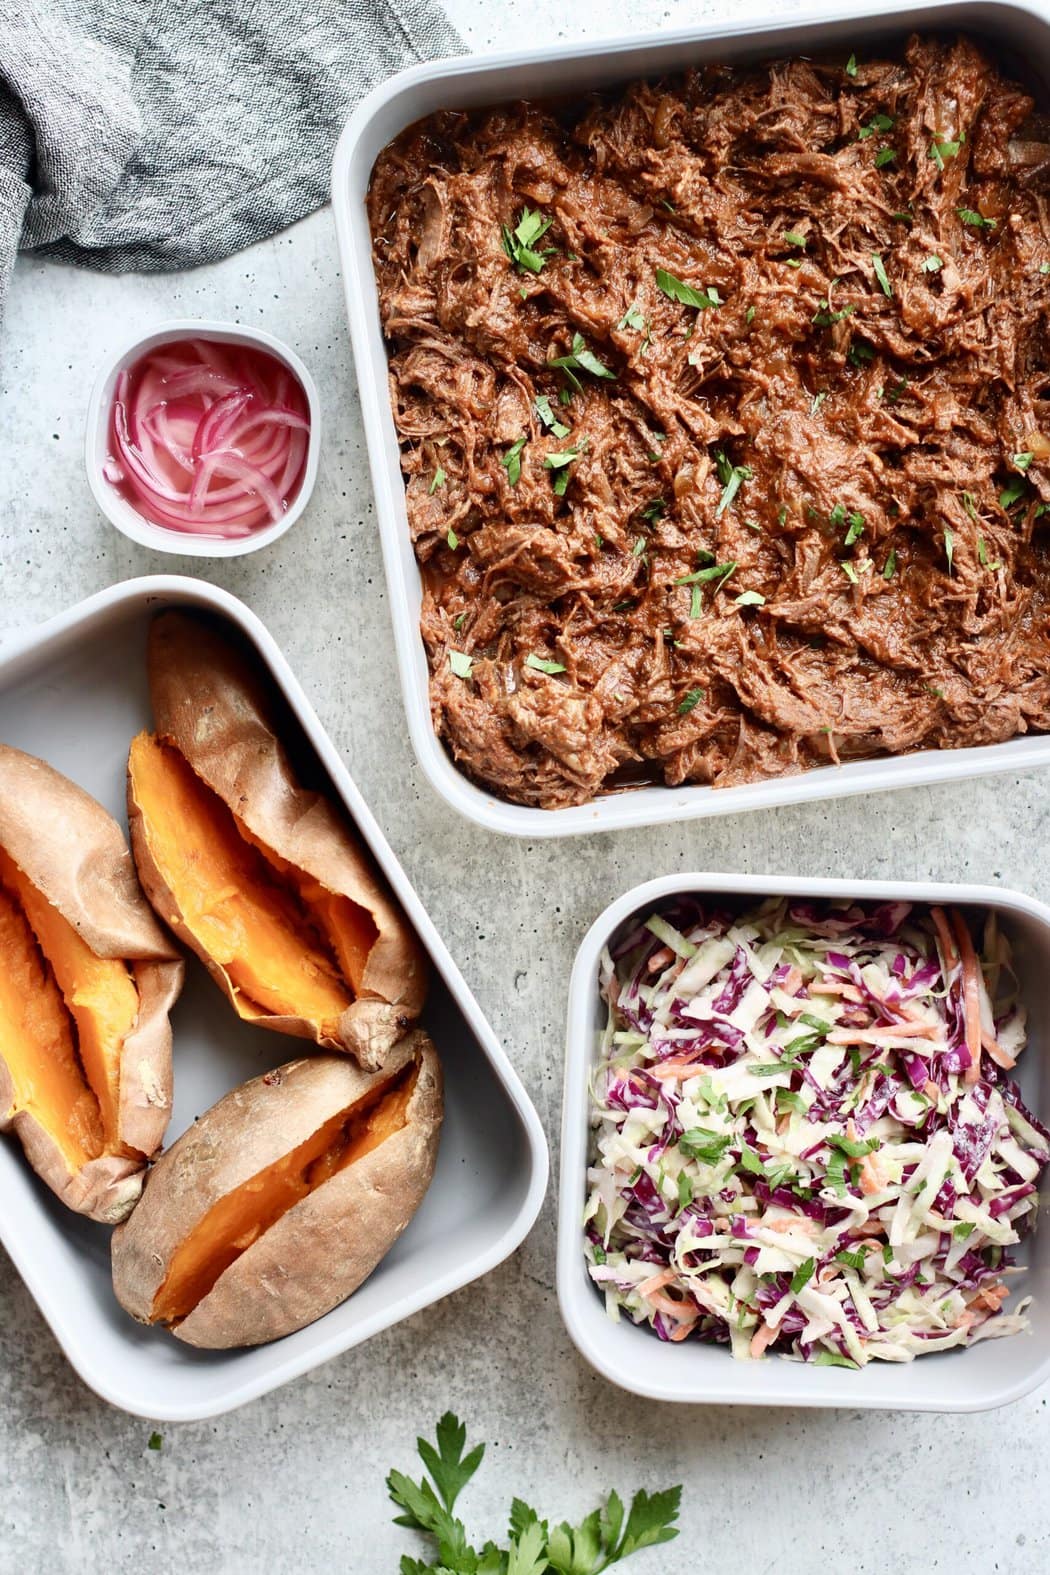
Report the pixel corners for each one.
[368,35,1050,810]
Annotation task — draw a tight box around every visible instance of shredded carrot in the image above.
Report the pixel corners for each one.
[951,908,983,1084]
[783,966,803,993]
[829,1022,944,1045]
[924,1079,940,1102]
[637,1268,678,1298]
[649,1059,701,1080]
[970,1281,1009,1312]
[981,1027,1016,1071]
[859,1154,885,1195]
[758,1215,818,1235]
[930,905,959,972]
[848,1219,886,1238]
[810,981,865,1003]
[647,945,674,975]
[749,1320,781,1357]
[670,1318,698,1342]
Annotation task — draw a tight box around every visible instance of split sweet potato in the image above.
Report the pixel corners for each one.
[111,1030,443,1347]
[0,745,183,1222]
[128,611,428,1069]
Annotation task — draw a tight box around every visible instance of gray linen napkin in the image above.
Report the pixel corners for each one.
[0,0,460,307]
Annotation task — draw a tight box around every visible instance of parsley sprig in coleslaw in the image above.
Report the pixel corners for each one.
[584,897,1049,1366]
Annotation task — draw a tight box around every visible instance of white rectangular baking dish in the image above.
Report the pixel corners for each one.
[332,0,1050,838]
[0,576,548,1421]
[557,873,1050,1411]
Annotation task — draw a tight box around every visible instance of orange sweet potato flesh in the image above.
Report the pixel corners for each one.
[0,848,139,1150]
[129,733,353,1029]
[0,883,104,1168]
[152,1064,416,1325]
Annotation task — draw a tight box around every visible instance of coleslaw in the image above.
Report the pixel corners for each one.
[584,897,1049,1366]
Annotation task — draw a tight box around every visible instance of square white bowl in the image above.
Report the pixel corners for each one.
[0,576,547,1420]
[331,0,1050,838]
[557,873,1050,1411]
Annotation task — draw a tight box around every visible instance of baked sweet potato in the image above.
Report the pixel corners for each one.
[127,610,427,1069]
[0,744,183,1222]
[110,1030,443,1347]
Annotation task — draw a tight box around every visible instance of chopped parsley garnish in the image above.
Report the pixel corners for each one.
[961,490,979,521]
[929,133,964,170]
[429,466,446,495]
[858,112,894,140]
[784,230,807,249]
[828,1133,879,1159]
[835,1247,869,1272]
[738,1143,766,1176]
[679,1127,730,1164]
[548,332,617,387]
[811,390,828,415]
[874,146,896,167]
[677,687,704,716]
[449,650,474,679]
[1014,450,1035,472]
[501,434,527,487]
[148,1432,163,1451]
[841,561,859,585]
[655,268,722,310]
[883,547,897,579]
[715,449,752,515]
[734,589,766,607]
[944,526,954,574]
[844,512,865,546]
[777,1088,809,1115]
[525,653,566,675]
[446,528,459,550]
[453,612,466,631]
[676,559,736,586]
[847,339,875,365]
[676,1171,694,1212]
[618,303,647,332]
[534,393,570,439]
[922,254,943,273]
[845,52,858,77]
[825,1151,849,1194]
[1042,263,1050,274]
[543,442,585,496]
[871,252,892,297]
[642,497,666,521]
[500,207,555,273]
[745,305,756,324]
[953,1221,977,1241]
[813,299,854,327]
[957,207,996,229]
[813,1350,860,1369]
[791,1258,816,1294]
[1000,476,1028,509]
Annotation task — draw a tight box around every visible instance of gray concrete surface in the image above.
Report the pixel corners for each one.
[1,1,1047,1569]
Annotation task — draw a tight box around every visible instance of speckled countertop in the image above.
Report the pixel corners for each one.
[2,1,1048,1570]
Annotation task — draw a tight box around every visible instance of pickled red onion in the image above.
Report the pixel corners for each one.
[105,337,310,539]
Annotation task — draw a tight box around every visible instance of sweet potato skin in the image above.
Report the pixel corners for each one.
[0,744,183,1223]
[110,1032,443,1346]
[141,610,428,1068]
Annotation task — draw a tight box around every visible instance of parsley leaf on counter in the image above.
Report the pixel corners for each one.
[655,268,722,310]
[389,1414,681,1575]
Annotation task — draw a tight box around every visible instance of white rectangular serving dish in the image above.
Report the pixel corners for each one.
[557,873,1050,1411]
[0,576,548,1421]
[332,0,1050,839]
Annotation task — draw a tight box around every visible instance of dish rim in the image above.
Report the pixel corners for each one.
[0,574,549,1420]
[557,870,1050,1410]
[331,0,1050,838]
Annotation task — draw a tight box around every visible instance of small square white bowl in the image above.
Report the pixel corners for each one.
[557,873,1050,1411]
[84,321,321,558]
[0,576,548,1419]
